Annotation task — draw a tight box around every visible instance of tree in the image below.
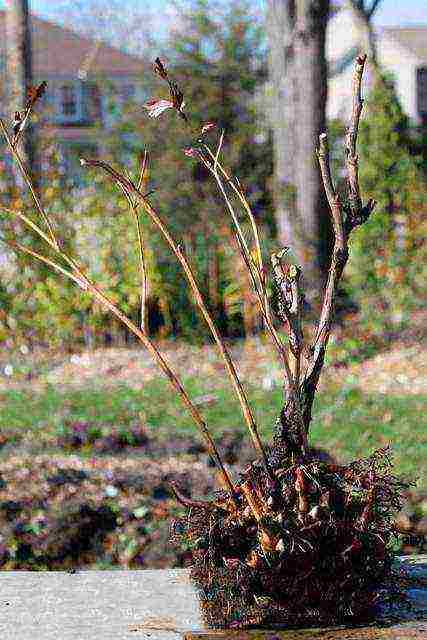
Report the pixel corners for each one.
[345,70,426,326]
[4,0,35,175]
[346,0,383,65]
[106,0,273,339]
[266,0,330,305]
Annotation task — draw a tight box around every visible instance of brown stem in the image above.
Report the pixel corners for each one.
[240,480,266,522]
[80,157,271,474]
[202,153,294,390]
[169,482,214,510]
[0,118,58,250]
[345,54,366,222]
[302,55,375,431]
[0,200,235,501]
[117,182,148,332]
[270,249,304,385]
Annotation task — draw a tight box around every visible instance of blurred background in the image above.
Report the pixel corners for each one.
[0,0,424,570]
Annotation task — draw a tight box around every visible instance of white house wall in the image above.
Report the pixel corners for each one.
[326,6,425,125]
[377,35,421,123]
[326,6,372,122]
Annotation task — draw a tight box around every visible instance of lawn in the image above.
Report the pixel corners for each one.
[0,336,424,569]
[0,377,425,487]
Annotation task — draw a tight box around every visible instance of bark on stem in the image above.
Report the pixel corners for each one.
[301,56,375,432]
[345,54,366,220]
[271,249,304,386]
[80,158,270,475]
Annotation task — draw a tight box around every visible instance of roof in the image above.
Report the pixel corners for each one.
[381,26,427,62]
[0,11,143,78]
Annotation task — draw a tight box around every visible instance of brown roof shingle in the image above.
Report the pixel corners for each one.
[0,11,143,78]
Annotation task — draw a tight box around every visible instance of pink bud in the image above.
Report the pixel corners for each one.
[184,148,198,158]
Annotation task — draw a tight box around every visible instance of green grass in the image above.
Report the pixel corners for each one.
[0,377,425,489]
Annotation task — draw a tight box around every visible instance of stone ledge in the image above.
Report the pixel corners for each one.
[0,556,424,640]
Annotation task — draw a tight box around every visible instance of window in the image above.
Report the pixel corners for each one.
[55,82,82,123]
[60,84,77,116]
[416,67,427,122]
[85,82,102,121]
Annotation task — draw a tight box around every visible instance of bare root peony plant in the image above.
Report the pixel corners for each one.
[0,55,410,629]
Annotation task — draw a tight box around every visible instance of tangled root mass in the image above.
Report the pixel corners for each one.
[170,446,411,629]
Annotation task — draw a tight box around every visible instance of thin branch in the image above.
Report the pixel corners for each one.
[270,249,304,386]
[303,55,375,431]
[308,132,347,382]
[80,157,271,474]
[199,146,293,385]
[0,198,235,502]
[135,151,150,331]
[133,208,148,332]
[212,165,294,388]
[136,149,149,193]
[203,144,274,351]
[214,129,225,173]
[35,248,236,497]
[367,0,382,19]
[0,118,58,250]
[203,144,265,285]
[345,54,366,223]
[117,183,148,332]
[317,134,345,250]
[200,150,306,448]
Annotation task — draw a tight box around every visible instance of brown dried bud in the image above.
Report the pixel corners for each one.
[153,57,168,79]
[26,81,47,108]
[242,505,252,519]
[275,538,285,553]
[245,549,262,569]
[259,528,280,553]
[298,494,309,514]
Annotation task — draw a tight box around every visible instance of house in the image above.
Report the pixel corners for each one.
[327,6,427,125]
[377,27,427,126]
[0,11,145,169]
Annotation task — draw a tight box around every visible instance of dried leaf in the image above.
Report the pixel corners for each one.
[26,81,47,108]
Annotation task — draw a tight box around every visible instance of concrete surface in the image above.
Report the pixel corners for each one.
[0,556,425,640]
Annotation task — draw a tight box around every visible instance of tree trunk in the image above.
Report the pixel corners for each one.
[293,0,330,303]
[5,0,36,180]
[266,0,330,306]
[346,0,383,69]
[266,0,297,252]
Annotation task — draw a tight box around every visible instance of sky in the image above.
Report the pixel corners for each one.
[0,0,425,28]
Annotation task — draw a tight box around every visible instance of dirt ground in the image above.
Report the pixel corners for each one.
[0,317,425,569]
